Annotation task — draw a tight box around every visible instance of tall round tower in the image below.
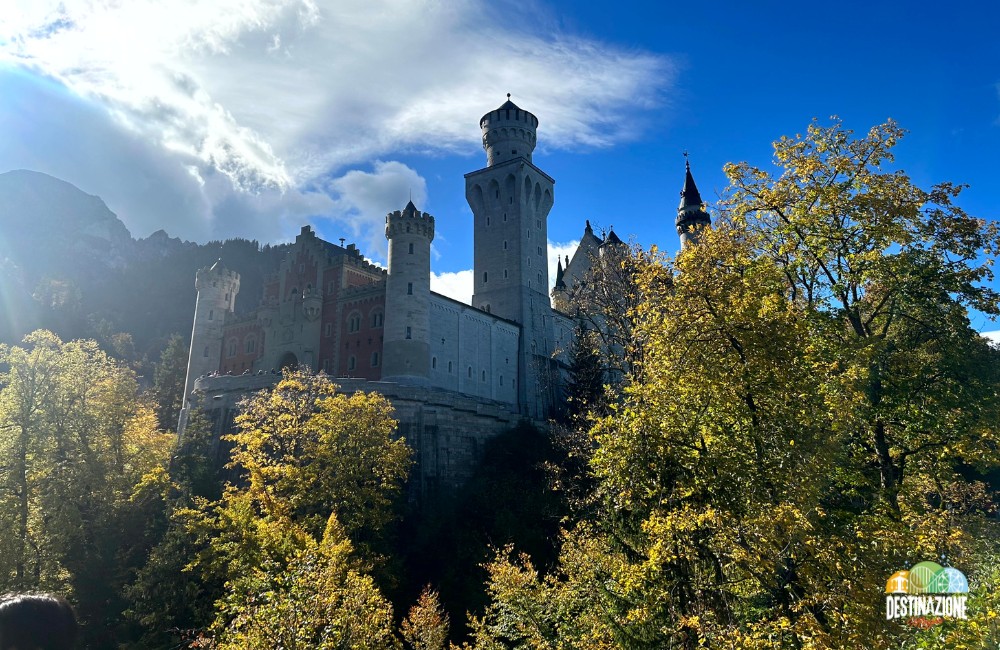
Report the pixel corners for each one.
[180,259,239,428]
[480,93,538,167]
[382,201,435,382]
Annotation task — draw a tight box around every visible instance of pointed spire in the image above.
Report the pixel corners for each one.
[554,258,566,290]
[585,219,592,233]
[678,158,704,211]
[676,156,711,247]
[403,199,419,216]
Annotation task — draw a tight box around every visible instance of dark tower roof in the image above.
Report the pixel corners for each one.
[554,258,566,290]
[678,160,704,211]
[600,229,624,248]
[676,159,711,235]
[402,200,419,216]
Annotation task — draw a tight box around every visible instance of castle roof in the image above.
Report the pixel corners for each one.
[600,229,624,248]
[402,200,420,217]
[678,160,704,211]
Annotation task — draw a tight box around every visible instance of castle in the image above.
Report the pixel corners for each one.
[180,97,710,491]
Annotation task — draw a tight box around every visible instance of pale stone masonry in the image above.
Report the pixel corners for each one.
[178,97,711,489]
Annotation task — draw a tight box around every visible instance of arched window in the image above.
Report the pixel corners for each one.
[348,355,356,371]
[245,336,256,354]
[371,352,379,367]
[407,282,413,295]
[481,370,486,382]
[208,309,214,321]
[483,272,488,284]
[371,311,384,328]
[348,311,361,333]
[227,338,238,358]
[408,243,414,254]
[468,366,473,378]
[432,357,437,369]
[406,327,412,339]
[448,361,453,373]
[203,346,209,358]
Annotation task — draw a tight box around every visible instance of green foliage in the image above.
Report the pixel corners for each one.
[153,333,189,430]
[0,330,175,646]
[470,120,1000,649]
[171,369,411,643]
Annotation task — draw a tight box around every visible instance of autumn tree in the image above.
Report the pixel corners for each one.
[170,369,411,642]
[0,330,174,646]
[469,120,1000,649]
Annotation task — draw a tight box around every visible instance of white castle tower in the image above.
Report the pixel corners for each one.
[465,95,555,418]
[179,259,239,429]
[382,201,435,382]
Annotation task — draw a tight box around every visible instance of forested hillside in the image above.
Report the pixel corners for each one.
[0,169,289,366]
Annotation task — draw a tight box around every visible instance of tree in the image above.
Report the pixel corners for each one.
[215,514,400,650]
[0,330,174,646]
[401,586,450,650]
[469,120,1000,649]
[152,333,189,430]
[175,369,411,641]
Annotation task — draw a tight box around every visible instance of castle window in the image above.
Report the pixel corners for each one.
[323,358,331,372]
[203,346,209,358]
[406,326,412,339]
[527,229,530,239]
[500,375,503,386]
[324,323,333,338]
[406,225,411,233]
[503,213,506,222]
[408,243,414,254]
[245,337,256,354]
[487,217,490,226]
[503,240,507,250]
[509,196,512,204]
[407,282,413,295]
[448,361,453,373]
[348,312,361,332]
[432,357,437,369]
[227,338,238,358]
[371,311,383,328]
[511,149,516,155]
[290,287,298,298]
[483,272,488,284]
[495,190,499,199]
[348,356,356,371]
[537,246,542,256]
[482,370,486,382]
[504,269,508,279]
[538,272,542,285]
[371,352,379,367]
[536,219,540,229]
[208,309,213,321]
[468,366,472,378]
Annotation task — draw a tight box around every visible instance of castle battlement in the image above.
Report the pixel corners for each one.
[385,203,435,241]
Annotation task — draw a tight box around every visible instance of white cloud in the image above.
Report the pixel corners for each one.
[431,269,473,305]
[325,160,427,257]
[983,330,1000,347]
[548,239,579,291]
[429,239,579,307]
[0,0,675,244]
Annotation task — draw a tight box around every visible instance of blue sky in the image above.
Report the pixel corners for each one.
[1,0,998,334]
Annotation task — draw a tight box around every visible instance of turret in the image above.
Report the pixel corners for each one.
[676,159,711,248]
[479,93,539,167]
[382,201,435,382]
[467,95,556,419]
[179,259,240,430]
